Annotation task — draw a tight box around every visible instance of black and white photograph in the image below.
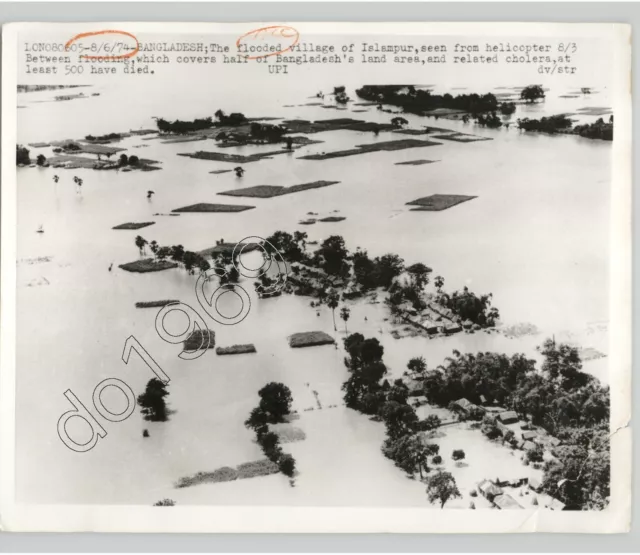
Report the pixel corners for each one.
[0,21,631,533]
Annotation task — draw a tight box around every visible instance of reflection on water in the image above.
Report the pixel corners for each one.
[15,83,610,504]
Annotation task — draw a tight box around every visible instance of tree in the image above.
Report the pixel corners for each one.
[149,240,159,259]
[481,415,502,440]
[434,275,444,291]
[352,248,378,289]
[452,449,466,462]
[386,379,409,404]
[425,470,462,508]
[278,453,296,477]
[374,254,405,288]
[379,401,419,440]
[520,85,545,103]
[432,455,443,465]
[407,356,427,376]
[540,339,590,390]
[119,153,129,166]
[170,245,185,264]
[327,291,339,331]
[391,116,409,127]
[156,246,171,262]
[340,306,351,333]
[244,407,269,438]
[258,382,293,423]
[135,235,148,256]
[421,414,441,431]
[382,434,431,478]
[36,154,47,166]
[314,235,349,276]
[406,262,432,289]
[137,378,169,421]
[128,155,140,166]
[16,145,30,165]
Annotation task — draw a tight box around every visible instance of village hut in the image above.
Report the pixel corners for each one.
[521,430,538,441]
[478,479,503,502]
[498,410,519,424]
[528,477,542,492]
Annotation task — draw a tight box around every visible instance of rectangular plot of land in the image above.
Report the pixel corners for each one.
[218,181,339,199]
[172,203,255,213]
[431,133,492,143]
[299,139,440,161]
[112,221,155,230]
[178,150,289,164]
[395,160,439,166]
[407,194,477,211]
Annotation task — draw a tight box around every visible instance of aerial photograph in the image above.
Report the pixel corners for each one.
[15,75,612,513]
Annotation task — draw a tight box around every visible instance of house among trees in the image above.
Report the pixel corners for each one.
[478,479,503,502]
[451,398,483,419]
[493,493,524,510]
[528,477,542,492]
[444,322,462,334]
[497,410,518,424]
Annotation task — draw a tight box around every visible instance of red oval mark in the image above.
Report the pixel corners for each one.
[236,25,300,60]
[65,30,139,61]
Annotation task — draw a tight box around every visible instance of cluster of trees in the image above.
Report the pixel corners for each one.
[249,122,287,143]
[85,132,122,141]
[353,249,406,290]
[355,85,500,116]
[341,333,462,507]
[154,116,215,134]
[133,236,239,282]
[137,378,170,421]
[475,112,503,129]
[119,154,140,167]
[421,339,610,509]
[244,382,297,480]
[520,85,546,103]
[264,230,309,262]
[334,86,350,104]
[438,286,499,326]
[391,116,409,127]
[499,102,517,115]
[517,114,573,134]
[573,116,613,141]
[16,145,30,165]
[214,109,247,126]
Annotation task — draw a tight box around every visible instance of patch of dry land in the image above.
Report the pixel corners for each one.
[183,329,215,351]
[395,159,438,166]
[135,300,179,309]
[288,331,335,348]
[282,118,396,135]
[319,216,346,222]
[299,139,441,161]
[216,344,257,355]
[172,203,255,213]
[210,169,232,175]
[112,221,155,230]
[119,259,178,273]
[175,459,279,489]
[407,194,477,211]
[431,133,492,143]
[218,180,339,199]
[178,150,289,164]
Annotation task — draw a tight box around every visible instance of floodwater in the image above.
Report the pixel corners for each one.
[15,82,611,505]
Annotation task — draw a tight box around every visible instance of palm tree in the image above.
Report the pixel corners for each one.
[434,275,445,291]
[53,175,59,184]
[340,306,351,333]
[327,291,339,331]
[135,235,148,256]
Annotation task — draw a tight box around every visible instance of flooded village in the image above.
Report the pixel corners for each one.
[15,80,611,512]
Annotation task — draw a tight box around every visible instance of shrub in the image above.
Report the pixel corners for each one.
[128,155,140,166]
[278,453,296,477]
[470,488,478,497]
[142,429,149,438]
[452,449,466,462]
[36,154,47,166]
[432,455,443,465]
[153,498,175,506]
